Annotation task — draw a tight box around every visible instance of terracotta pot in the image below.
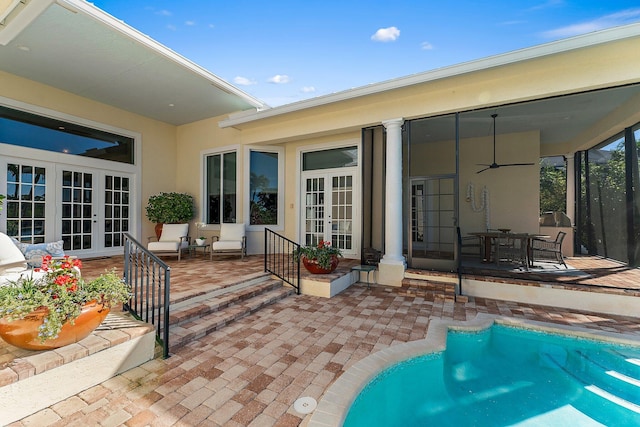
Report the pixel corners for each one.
[302,255,339,274]
[0,301,110,350]
[154,223,164,240]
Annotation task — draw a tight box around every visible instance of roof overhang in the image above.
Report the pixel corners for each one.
[0,0,266,125]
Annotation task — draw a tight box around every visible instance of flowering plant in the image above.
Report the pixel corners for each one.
[0,255,130,342]
[294,240,343,269]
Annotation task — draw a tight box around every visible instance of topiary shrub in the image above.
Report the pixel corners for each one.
[145,192,195,224]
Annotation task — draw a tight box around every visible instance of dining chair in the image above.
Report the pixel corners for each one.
[530,231,567,268]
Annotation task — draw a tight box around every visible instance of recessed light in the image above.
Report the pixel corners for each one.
[168,103,175,107]
[17,45,30,52]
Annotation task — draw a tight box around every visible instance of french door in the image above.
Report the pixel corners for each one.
[3,158,132,256]
[302,170,358,257]
[408,175,456,270]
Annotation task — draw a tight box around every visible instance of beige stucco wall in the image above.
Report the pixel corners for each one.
[0,70,178,240]
[460,131,540,234]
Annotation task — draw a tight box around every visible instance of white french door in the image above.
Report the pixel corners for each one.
[2,158,133,257]
[301,170,358,257]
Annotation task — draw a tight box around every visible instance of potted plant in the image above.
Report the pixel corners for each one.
[145,192,195,238]
[294,240,343,274]
[0,255,131,350]
[194,222,207,245]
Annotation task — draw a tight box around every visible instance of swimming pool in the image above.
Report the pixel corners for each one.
[343,323,640,426]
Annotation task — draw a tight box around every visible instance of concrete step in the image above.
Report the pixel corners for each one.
[168,280,294,350]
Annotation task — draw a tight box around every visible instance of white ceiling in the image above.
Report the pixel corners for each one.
[410,84,640,148]
[0,1,265,126]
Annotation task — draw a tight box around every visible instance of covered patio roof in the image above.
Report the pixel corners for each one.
[0,0,266,125]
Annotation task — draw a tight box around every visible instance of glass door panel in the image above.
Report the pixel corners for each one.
[409,176,456,270]
[304,176,325,246]
[331,175,353,252]
[5,162,47,243]
[104,174,130,248]
[60,169,94,252]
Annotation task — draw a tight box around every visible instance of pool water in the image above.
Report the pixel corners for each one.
[344,325,640,426]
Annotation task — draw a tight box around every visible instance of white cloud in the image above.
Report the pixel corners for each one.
[234,76,257,86]
[166,24,177,31]
[371,26,400,42]
[185,20,196,26]
[542,8,640,38]
[527,0,564,12]
[156,9,172,17]
[421,41,434,50]
[301,86,316,93]
[208,24,215,29]
[268,75,290,84]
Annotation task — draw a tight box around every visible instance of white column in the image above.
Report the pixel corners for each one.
[379,118,406,283]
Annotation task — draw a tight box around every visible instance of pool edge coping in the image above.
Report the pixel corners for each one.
[306,313,640,427]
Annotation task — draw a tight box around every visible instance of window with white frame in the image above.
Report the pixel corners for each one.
[247,147,283,227]
[205,150,237,224]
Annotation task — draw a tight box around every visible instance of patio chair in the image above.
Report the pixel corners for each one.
[488,229,518,265]
[0,232,47,285]
[147,223,190,261]
[211,223,246,260]
[530,231,567,268]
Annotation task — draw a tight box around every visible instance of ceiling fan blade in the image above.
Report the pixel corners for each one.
[476,166,491,174]
[499,163,536,167]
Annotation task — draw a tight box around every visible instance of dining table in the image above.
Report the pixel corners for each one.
[469,231,549,271]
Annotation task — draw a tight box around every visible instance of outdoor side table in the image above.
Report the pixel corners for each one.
[188,244,210,258]
[351,264,376,289]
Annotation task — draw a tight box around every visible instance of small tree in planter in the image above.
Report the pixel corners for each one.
[145,192,195,238]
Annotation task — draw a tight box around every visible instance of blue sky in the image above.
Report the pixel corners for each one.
[92,1,640,107]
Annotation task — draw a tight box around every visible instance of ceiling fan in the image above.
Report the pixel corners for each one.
[476,113,535,174]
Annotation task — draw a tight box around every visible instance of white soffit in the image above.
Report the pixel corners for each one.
[0,0,266,125]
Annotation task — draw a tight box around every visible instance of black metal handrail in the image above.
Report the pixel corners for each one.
[123,233,171,358]
[264,228,300,294]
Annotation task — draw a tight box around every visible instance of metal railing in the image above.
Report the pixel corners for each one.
[123,233,171,358]
[264,228,300,294]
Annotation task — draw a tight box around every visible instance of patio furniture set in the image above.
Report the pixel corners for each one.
[147,223,247,261]
[464,230,567,270]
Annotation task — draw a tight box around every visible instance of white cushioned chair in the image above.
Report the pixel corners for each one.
[211,223,246,260]
[0,232,45,285]
[147,223,190,261]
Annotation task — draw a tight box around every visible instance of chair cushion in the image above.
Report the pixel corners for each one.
[148,241,188,251]
[0,233,27,265]
[219,223,245,241]
[212,241,243,251]
[159,224,189,242]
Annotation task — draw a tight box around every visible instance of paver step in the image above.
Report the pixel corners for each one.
[401,277,457,300]
[169,277,285,326]
[169,284,295,350]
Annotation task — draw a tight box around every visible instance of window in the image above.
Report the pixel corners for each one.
[249,150,279,225]
[246,147,283,227]
[0,106,134,164]
[302,146,357,171]
[205,151,237,224]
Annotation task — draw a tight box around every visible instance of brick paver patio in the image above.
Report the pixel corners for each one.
[6,255,640,426]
